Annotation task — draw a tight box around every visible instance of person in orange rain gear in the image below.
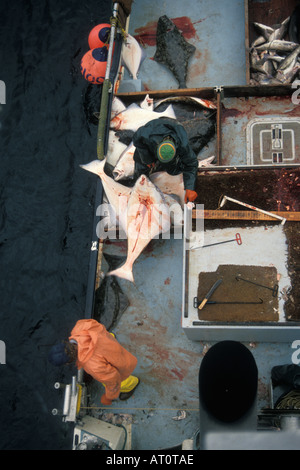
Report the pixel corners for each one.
[48,319,140,405]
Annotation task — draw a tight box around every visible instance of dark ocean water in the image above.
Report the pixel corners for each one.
[0,0,112,450]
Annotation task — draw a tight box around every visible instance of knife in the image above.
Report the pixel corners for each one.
[198,279,223,310]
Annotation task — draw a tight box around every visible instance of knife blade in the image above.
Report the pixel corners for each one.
[198,279,222,310]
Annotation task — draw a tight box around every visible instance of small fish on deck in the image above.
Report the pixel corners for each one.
[249,15,300,85]
[121,33,146,80]
[153,95,216,111]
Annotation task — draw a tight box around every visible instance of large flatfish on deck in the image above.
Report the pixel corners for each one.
[113,142,136,181]
[110,102,176,132]
[108,175,171,283]
[154,15,196,89]
[149,172,185,207]
[80,159,131,232]
[106,130,127,167]
[181,116,216,155]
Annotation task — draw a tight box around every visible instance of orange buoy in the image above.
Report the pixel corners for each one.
[81,47,108,84]
[88,23,111,49]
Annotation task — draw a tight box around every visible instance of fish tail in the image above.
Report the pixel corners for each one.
[108,263,134,283]
[80,158,106,177]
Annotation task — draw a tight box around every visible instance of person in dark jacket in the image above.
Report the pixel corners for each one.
[132,117,198,203]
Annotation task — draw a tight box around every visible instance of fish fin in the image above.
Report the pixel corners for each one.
[197,155,216,166]
[126,103,140,111]
[153,49,166,65]
[80,159,106,177]
[186,43,196,56]
[164,104,176,119]
[108,264,134,283]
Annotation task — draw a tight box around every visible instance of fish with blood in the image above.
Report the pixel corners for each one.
[149,172,185,207]
[80,160,182,282]
[110,102,176,131]
[153,15,196,88]
[133,16,199,47]
[113,149,216,185]
[113,142,136,181]
[106,130,127,167]
[107,175,172,283]
[153,95,216,111]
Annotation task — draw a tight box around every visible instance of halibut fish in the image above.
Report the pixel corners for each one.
[113,142,136,181]
[149,172,185,207]
[121,33,146,80]
[106,130,127,167]
[111,96,127,117]
[110,102,176,131]
[154,15,196,89]
[113,144,216,185]
[80,159,131,232]
[107,175,172,283]
[81,161,183,283]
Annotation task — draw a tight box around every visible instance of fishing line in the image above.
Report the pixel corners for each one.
[81,406,200,411]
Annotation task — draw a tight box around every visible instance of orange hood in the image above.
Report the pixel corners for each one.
[69,319,106,364]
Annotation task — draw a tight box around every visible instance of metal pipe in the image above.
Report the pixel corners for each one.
[77,368,84,384]
[105,3,119,81]
[220,195,286,225]
[236,275,279,297]
[63,384,71,416]
[71,376,77,396]
[97,2,119,159]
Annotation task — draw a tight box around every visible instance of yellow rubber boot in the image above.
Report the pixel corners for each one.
[119,376,140,400]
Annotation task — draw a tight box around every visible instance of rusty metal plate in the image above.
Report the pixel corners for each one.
[197,264,279,322]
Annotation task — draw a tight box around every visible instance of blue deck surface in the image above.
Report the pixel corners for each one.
[86,0,300,450]
[91,238,297,450]
[122,0,247,90]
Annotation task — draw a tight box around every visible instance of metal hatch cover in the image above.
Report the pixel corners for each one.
[246,117,300,166]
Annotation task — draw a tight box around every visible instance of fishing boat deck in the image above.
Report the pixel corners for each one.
[89,237,297,450]
[119,0,247,91]
[76,0,300,451]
